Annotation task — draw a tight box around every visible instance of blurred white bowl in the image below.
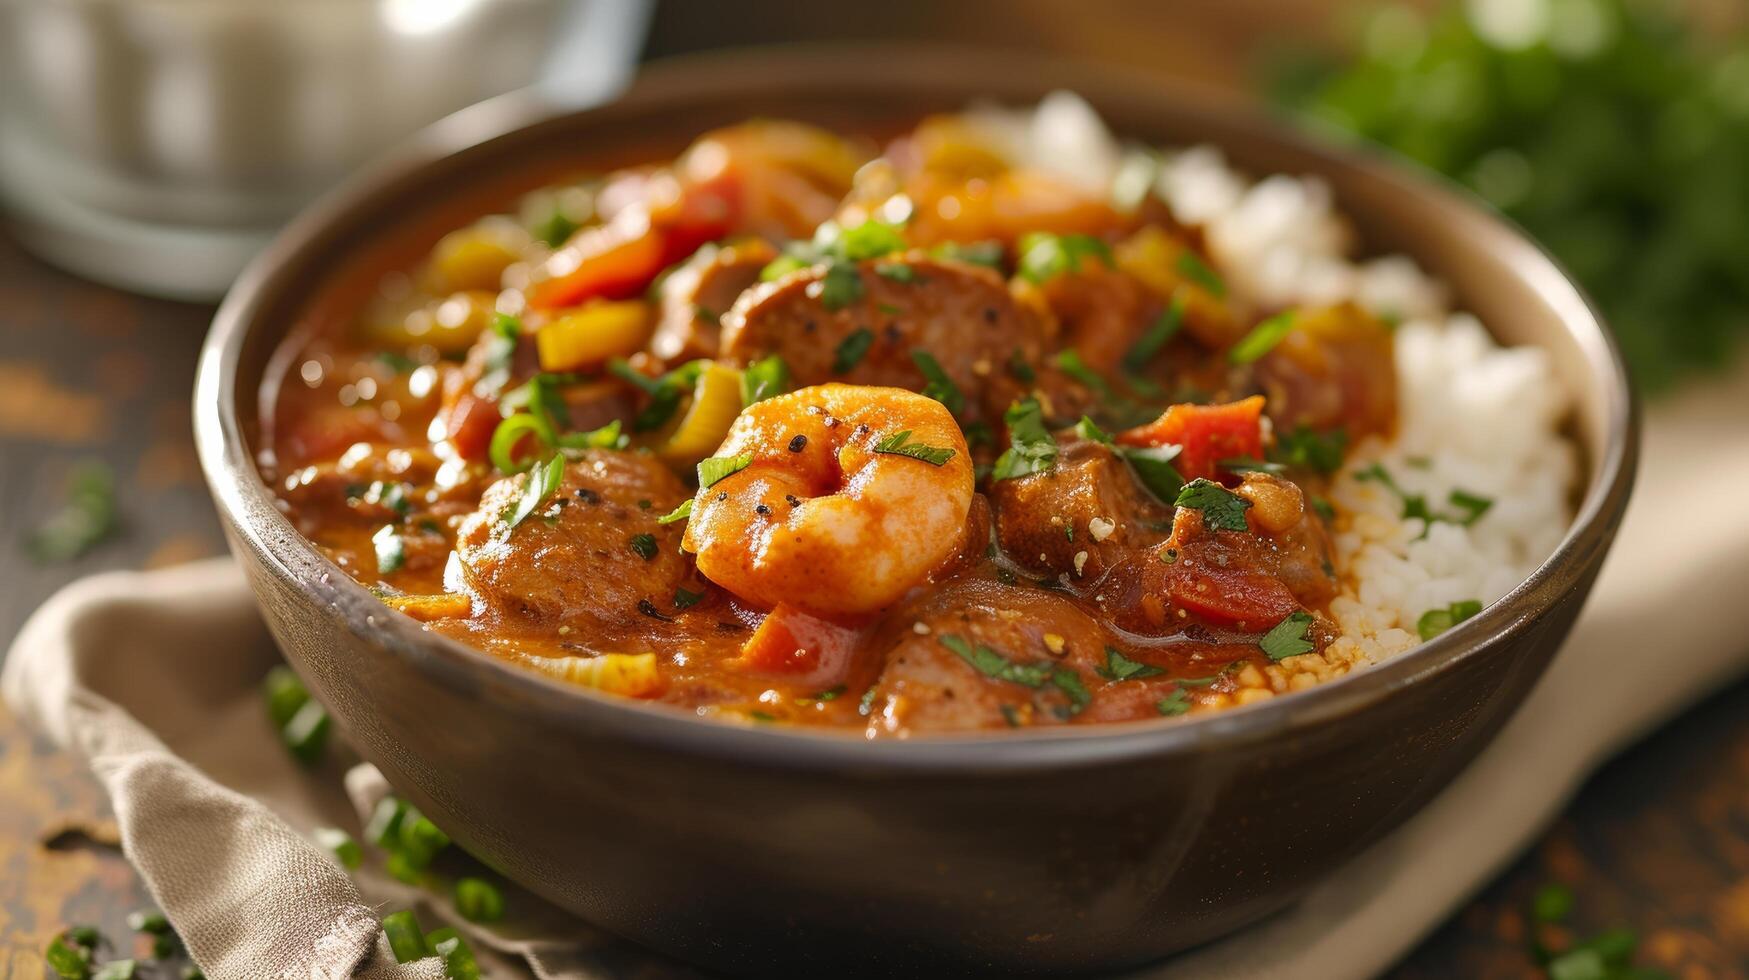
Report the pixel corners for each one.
[0,0,649,299]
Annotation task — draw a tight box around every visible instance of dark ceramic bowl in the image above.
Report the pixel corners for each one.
[195,46,1636,977]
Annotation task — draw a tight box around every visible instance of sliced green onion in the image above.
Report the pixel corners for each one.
[1229,311,1297,364]
[489,413,553,474]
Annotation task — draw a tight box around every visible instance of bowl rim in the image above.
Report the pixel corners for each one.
[195,42,1638,773]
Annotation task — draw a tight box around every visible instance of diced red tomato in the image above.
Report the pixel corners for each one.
[736,603,861,687]
[1164,559,1299,631]
[527,173,740,311]
[443,392,500,462]
[1118,395,1265,483]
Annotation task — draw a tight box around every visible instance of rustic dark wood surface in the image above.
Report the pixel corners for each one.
[3,5,1747,975]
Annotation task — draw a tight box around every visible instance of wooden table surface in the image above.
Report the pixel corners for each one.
[4,6,1749,976]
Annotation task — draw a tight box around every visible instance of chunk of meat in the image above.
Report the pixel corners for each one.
[276,444,485,530]
[650,239,779,361]
[455,451,695,633]
[719,254,1046,423]
[1254,302,1397,439]
[1109,472,1337,636]
[1033,261,1158,373]
[861,577,1112,736]
[988,440,1173,582]
[1118,396,1266,483]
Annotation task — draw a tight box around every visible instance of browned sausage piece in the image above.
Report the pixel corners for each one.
[718,252,1048,423]
[455,450,694,632]
[1254,302,1396,439]
[650,239,779,362]
[986,439,1174,583]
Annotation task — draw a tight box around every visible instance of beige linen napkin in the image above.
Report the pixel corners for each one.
[6,364,1748,980]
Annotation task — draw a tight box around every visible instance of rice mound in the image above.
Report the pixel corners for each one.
[1156,141,1578,705]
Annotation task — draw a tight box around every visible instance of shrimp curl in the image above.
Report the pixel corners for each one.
[682,384,974,616]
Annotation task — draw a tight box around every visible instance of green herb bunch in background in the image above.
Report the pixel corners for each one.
[1271,0,1749,391]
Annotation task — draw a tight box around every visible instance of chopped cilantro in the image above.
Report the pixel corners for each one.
[609,358,706,432]
[1174,478,1252,532]
[759,254,808,281]
[556,418,628,451]
[1448,489,1494,526]
[1156,689,1193,716]
[832,327,874,373]
[910,350,964,415]
[1122,294,1186,372]
[1017,232,1114,283]
[990,398,1058,481]
[673,586,704,609]
[818,260,865,311]
[501,455,564,531]
[1096,647,1165,681]
[628,533,658,561]
[1074,416,1112,444]
[1310,496,1336,522]
[1355,464,1494,530]
[939,634,1052,687]
[1272,425,1348,474]
[931,240,1005,268]
[1260,610,1316,660]
[740,354,790,406]
[1229,311,1297,364]
[657,498,693,525]
[1007,348,1036,383]
[1417,600,1484,641]
[697,453,753,489]
[822,219,907,262]
[1175,251,1226,297]
[875,261,917,283]
[1123,444,1185,504]
[873,430,956,466]
[1051,668,1092,715]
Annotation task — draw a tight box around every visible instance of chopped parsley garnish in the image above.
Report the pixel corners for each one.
[697,453,753,489]
[1174,478,1252,532]
[1219,456,1286,475]
[657,498,693,524]
[759,254,808,281]
[1417,600,1483,641]
[673,586,704,609]
[818,260,864,311]
[1260,610,1316,660]
[1051,668,1092,716]
[1074,416,1112,444]
[1156,689,1193,716]
[371,525,406,575]
[1272,425,1348,474]
[796,685,846,704]
[609,358,707,432]
[557,418,628,451]
[740,354,789,406]
[1229,311,1297,364]
[1017,232,1114,283]
[990,397,1057,481]
[1355,464,1494,529]
[1007,348,1036,383]
[832,327,874,373]
[875,261,917,283]
[1175,251,1226,297]
[910,350,964,415]
[1122,294,1186,372]
[939,634,1052,687]
[1123,445,1185,504]
[27,461,117,563]
[628,533,658,561]
[822,218,907,262]
[1310,496,1336,522]
[471,313,523,399]
[501,454,564,531]
[1054,348,1154,427]
[931,240,1005,268]
[1097,647,1165,681]
[873,430,956,466]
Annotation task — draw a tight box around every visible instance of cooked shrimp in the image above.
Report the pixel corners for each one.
[682,384,974,616]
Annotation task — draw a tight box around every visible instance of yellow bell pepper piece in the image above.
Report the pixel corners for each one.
[536,300,650,372]
[428,221,526,293]
[382,593,473,621]
[657,362,745,466]
[519,652,663,698]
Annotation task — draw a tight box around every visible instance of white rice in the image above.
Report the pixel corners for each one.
[1014,93,1578,698]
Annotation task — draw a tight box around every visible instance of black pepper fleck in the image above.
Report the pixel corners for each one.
[983,307,998,325]
[788,434,808,453]
[755,503,772,516]
[716,492,728,502]
[574,488,600,504]
[785,494,801,507]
